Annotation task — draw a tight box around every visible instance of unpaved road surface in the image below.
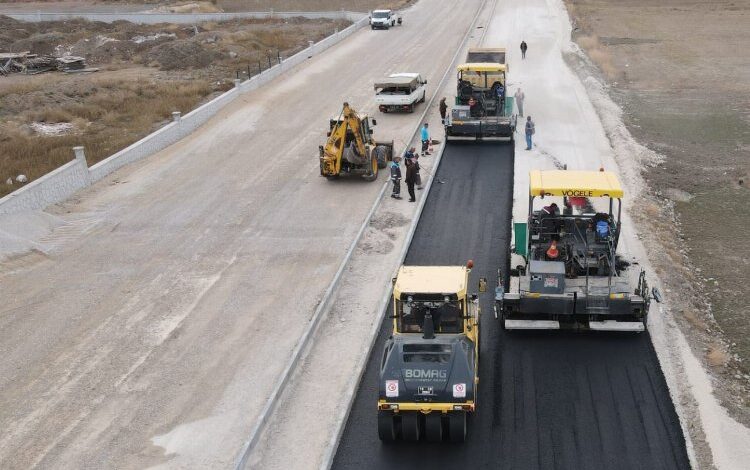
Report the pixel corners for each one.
[0,0,483,467]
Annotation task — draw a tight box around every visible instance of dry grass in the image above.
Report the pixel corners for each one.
[575,35,617,79]
[707,344,730,368]
[0,78,210,197]
[0,14,349,197]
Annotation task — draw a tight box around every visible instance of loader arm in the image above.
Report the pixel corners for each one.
[320,102,372,177]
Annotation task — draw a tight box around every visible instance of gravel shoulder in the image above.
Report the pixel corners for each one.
[563,0,750,463]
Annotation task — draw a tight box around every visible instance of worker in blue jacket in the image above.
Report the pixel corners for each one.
[420,123,431,155]
[390,156,402,199]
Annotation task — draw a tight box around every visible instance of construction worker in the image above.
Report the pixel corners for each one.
[542,203,559,216]
[496,83,505,113]
[404,147,423,190]
[525,116,535,150]
[514,88,525,117]
[468,96,477,117]
[421,123,431,155]
[439,97,448,124]
[520,40,528,59]
[404,147,416,162]
[540,203,560,236]
[405,158,417,202]
[390,156,402,199]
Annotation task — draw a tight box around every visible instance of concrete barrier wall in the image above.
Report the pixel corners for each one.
[89,87,240,181]
[0,158,89,216]
[239,16,367,93]
[0,14,368,217]
[4,10,365,24]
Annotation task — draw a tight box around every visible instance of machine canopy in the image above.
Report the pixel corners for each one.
[529,170,624,198]
[393,266,467,299]
[457,63,506,73]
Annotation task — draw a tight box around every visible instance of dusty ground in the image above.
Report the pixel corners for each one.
[0,0,415,13]
[0,14,349,197]
[216,0,413,11]
[0,0,483,467]
[564,0,750,427]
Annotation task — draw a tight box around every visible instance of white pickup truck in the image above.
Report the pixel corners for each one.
[370,9,402,30]
[374,73,427,113]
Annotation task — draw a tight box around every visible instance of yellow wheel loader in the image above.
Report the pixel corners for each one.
[319,102,394,181]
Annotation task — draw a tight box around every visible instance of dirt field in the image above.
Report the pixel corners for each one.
[0,0,414,13]
[216,0,412,11]
[0,14,349,197]
[564,0,750,425]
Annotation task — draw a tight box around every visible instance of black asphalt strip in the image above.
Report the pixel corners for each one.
[332,142,690,470]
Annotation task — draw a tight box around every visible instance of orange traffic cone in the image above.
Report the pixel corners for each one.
[547,240,559,260]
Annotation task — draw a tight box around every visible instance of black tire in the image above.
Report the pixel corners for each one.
[425,413,443,442]
[374,145,388,169]
[448,411,466,442]
[362,152,379,182]
[378,411,396,441]
[401,412,421,441]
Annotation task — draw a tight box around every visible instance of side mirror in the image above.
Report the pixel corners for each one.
[478,277,487,293]
[371,118,377,126]
[391,277,397,285]
[326,131,331,137]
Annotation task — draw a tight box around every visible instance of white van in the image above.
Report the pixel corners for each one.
[370,10,402,29]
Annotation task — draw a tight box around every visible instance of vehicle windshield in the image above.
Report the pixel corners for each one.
[373,11,389,18]
[402,344,452,363]
[396,299,463,334]
[460,70,505,88]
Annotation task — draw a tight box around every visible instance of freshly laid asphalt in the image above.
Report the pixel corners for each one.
[332,142,690,470]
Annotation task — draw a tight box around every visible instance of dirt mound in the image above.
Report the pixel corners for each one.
[0,15,24,32]
[0,33,15,51]
[67,36,141,64]
[146,39,217,70]
[11,32,65,55]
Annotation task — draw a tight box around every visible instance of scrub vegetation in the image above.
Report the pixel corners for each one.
[0,14,349,196]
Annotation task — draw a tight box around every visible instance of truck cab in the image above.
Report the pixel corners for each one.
[374,73,427,113]
[378,264,483,442]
